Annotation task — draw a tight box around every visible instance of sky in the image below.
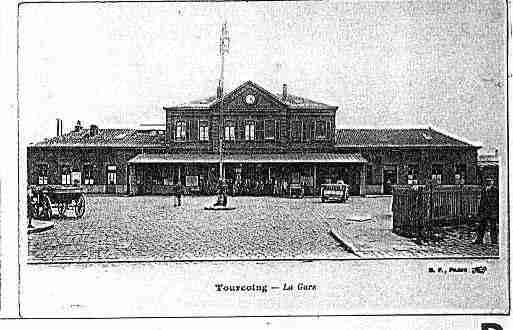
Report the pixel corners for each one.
[19,0,506,154]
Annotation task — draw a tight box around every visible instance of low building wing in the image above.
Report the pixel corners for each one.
[335,128,478,148]
[30,128,166,148]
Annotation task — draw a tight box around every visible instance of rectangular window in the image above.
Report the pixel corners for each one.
[255,120,264,140]
[303,120,310,141]
[291,120,301,142]
[175,121,187,141]
[107,165,117,185]
[37,164,49,185]
[366,164,373,185]
[245,121,255,141]
[71,171,81,185]
[431,164,443,185]
[455,164,466,185]
[199,121,209,141]
[315,120,327,139]
[224,122,235,141]
[407,164,419,185]
[264,119,275,140]
[83,164,94,185]
[61,165,71,185]
[163,166,174,185]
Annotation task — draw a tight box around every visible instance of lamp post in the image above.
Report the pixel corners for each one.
[216,21,229,207]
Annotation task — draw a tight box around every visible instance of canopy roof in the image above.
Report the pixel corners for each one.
[128,153,367,164]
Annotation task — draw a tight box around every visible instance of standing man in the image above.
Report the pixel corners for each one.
[174,181,184,207]
[27,187,35,229]
[474,177,499,244]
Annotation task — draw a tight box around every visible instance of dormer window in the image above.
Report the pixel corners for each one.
[422,133,432,141]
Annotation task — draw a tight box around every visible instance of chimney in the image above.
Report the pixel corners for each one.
[89,124,99,136]
[74,120,83,132]
[217,85,222,99]
[56,118,63,137]
[282,83,288,101]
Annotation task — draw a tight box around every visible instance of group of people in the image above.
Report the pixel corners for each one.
[230,178,289,197]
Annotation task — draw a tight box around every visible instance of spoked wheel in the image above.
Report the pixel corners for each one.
[74,194,85,218]
[40,195,52,220]
[57,202,67,218]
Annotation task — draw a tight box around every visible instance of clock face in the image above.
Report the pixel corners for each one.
[245,94,256,105]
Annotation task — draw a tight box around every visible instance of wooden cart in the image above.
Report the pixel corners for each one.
[29,185,85,219]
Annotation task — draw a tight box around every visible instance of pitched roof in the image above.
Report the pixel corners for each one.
[335,128,478,148]
[29,128,166,148]
[164,80,337,110]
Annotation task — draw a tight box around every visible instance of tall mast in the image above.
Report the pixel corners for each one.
[218,21,229,182]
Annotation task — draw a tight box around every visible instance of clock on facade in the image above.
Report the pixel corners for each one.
[245,94,256,105]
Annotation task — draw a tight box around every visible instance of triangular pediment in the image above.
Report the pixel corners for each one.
[213,81,287,111]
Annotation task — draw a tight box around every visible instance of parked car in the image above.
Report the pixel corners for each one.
[320,182,349,203]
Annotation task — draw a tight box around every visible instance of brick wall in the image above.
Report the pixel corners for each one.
[27,146,164,193]
[337,147,478,186]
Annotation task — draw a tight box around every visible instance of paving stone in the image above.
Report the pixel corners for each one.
[27,195,498,263]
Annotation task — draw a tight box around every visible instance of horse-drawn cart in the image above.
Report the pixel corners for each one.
[28,185,85,219]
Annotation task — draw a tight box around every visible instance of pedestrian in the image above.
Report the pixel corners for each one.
[473,177,499,244]
[174,181,184,207]
[27,187,35,228]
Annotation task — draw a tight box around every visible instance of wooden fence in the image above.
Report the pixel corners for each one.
[392,185,481,239]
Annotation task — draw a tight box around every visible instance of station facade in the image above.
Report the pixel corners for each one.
[27,81,480,196]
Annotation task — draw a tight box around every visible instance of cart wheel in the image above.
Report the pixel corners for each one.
[41,195,52,220]
[57,203,66,218]
[74,195,85,218]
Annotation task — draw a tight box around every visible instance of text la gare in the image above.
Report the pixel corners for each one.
[283,283,317,291]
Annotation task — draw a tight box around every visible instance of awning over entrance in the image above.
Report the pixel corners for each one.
[128,153,368,164]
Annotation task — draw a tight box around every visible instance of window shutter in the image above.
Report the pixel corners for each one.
[275,120,280,141]
[186,120,190,141]
[311,120,316,140]
[169,120,174,142]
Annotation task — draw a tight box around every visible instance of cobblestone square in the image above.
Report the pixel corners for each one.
[28,195,498,263]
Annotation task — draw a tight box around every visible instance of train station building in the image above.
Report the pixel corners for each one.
[27,80,480,196]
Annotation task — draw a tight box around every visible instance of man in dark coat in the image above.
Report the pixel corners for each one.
[474,177,499,244]
[174,182,184,207]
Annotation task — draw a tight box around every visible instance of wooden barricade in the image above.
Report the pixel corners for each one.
[392,185,481,239]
